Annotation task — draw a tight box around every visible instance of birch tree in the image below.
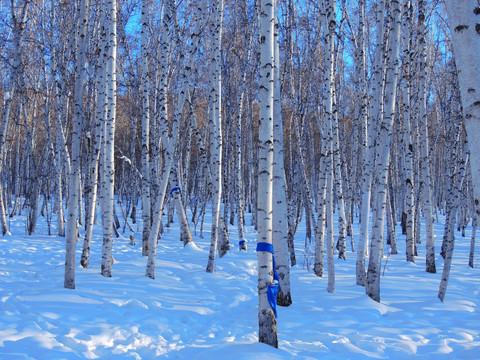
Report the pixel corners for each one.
[417,0,436,273]
[273,0,291,306]
[206,0,224,273]
[366,0,402,302]
[257,0,278,348]
[81,6,107,268]
[401,0,416,263]
[356,0,386,287]
[444,0,480,226]
[65,0,89,289]
[323,0,336,293]
[100,0,117,278]
[140,0,152,256]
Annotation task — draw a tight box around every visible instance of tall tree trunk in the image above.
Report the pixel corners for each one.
[323,0,336,293]
[100,0,117,278]
[401,0,415,263]
[356,0,386,287]
[140,0,152,256]
[65,0,89,289]
[273,3,291,306]
[81,85,104,267]
[417,0,435,273]
[206,0,224,273]
[469,211,477,268]
[366,0,402,302]
[257,0,278,348]
[444,0,480,238]
[170,166,193,246]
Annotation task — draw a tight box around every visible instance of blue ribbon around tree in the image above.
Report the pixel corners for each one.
[170,186,181,196]
[256,242,279,318]
[239,239,246,247]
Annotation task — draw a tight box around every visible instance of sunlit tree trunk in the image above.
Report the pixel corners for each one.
[417,0,435,273]
[257,0,278,348]
[322,0,336,293]
[366,0,402,302]
[81,75,105,267]
[65,0,89,289]
[356,0,386,287]
[140,0,152,256]
[444,0,480,236]
[273,2,291,306]
[100,0,117,278]
[206,0,224,273]
[170,166,193,246]
[401,0,415,264]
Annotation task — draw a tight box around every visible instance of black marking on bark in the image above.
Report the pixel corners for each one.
[474,7,480,15]
[476,24,480,35]
[474,101,480,107]
[454,24,469,33]
[468,88,476,93]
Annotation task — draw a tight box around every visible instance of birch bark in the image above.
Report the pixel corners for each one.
[273,2,291,306]
[356,0,386,286]
[417,0,436,273]
[140,0,152,256]
[366,0,402,302]
[257,0,278,347]
[444,0,480,230]
[206,0,224,273]
[65,0,89,288]
[100,0,117,278]
[401,0,415,263]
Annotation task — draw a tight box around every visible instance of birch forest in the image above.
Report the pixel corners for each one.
[1,0,480,349]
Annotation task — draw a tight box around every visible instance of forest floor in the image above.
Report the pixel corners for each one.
[0,205,479,359]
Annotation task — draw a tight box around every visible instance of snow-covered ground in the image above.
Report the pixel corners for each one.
[0,206,479,359]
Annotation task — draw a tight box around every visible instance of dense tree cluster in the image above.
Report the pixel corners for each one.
[1,0,478,347]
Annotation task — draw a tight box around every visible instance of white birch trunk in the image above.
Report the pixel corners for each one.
[444,0,480,230]
[170,167,193,246]
[100,0,117,278]
[257,0,278,348]
[366,0,402,302]
[469,211,477,268]
[323,0,336,293]
[314,106,327,277]
[417,0,435,273]
[401,0,415,263]
[65,0,89,289]
[356,0,386,287]
[81,80,105,267]
[273,4,291,306]
[140,0,152,256]
[326,163,335,293]
[206,0,224,273]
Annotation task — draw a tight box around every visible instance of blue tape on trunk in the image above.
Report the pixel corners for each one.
[256,242,279,317]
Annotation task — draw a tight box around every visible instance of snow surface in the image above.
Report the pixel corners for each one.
[0,207,479,359]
